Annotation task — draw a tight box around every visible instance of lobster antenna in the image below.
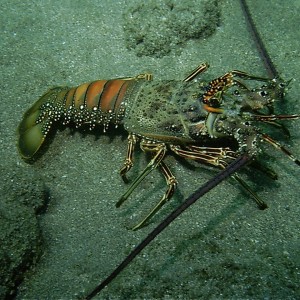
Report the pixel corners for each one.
[83,155,251,299]
[239,0,279,79]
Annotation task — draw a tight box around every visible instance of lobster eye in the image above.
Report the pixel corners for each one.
[209,97,221,107]
[279,82,286,89]
[259,90,268,97]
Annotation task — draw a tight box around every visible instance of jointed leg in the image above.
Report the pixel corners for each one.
[117,139,180,230]
[170,144,231,168]
[231,173,267,209]
[130,143,234,229]
[183,62,209,82]
[120,133,137,183]
[231,70,271,82]
[262,133,300,166]
[170,144,268,209]
[116,142,167,208]
[131,161,177,230]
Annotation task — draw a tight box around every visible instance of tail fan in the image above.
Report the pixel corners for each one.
[18,87,68,160]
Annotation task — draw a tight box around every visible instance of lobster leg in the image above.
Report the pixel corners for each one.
[117,140,182,230]
[251,114,300,122]
[231,173,267,209]
[170,144,230,167]
[116,142,167,208]
[183,62,209,82]
[170,144,268,209]
[120,133,138,183]
[262,133,300,166]
[131,161,177,230]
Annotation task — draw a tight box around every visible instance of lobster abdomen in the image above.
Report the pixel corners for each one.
[18,79,135,160]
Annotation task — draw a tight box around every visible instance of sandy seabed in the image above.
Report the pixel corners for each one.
[1,0,299,299]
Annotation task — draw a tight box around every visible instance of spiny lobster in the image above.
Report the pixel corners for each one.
[18,63,299,230]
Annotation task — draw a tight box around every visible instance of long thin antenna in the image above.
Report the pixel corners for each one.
[84,155,250,299]
[239,0,279,78]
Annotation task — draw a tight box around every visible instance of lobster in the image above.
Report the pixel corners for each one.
[18,63,300,230]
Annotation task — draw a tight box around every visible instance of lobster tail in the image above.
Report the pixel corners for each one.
[18,87,69,160]
[17,79,135,160]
